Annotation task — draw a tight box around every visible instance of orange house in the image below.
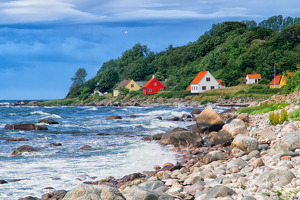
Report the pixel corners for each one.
[269,73,292,88]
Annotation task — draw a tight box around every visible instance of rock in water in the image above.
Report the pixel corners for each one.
[106,115,122,120]
[38,118,59,124]
[11,145,38,155]
[169,131,203,148]
[195,106,224,133]
[4,123,47,131]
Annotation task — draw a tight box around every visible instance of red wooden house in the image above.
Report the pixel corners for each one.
[143,76,165,95]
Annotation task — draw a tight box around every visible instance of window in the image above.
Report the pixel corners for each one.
[202,86,206,90]
[131,84,134,88]
[159,88,162,91]
[154,82,157,86]
[206,77,210,81]
[211,86,215,90]
[148,88,152,92]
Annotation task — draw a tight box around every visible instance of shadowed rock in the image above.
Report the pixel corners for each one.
[38,118,59,124]
[11,145,38,156]
[195,106,224,133]
[6,138,29,142]
[106,115,122,120]
[4,123,47,131]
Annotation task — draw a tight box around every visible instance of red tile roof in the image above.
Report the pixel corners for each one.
[186,85,191,91]
[190,71,208,84]
[247,74,261,79]
[216,79,225,85]
[269,75,282,85]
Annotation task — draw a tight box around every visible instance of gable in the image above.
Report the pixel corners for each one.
[190,71,208,84]
[143,78,165,89]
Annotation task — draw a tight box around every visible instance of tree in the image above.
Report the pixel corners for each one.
[98,68,119,92]
[70,68,87,89]
[119,87,130,96]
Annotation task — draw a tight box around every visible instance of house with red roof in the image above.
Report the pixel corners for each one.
[246,74,261,84]
[143,76,166,95]
[186,69,220,94]
[216,79,226,88]
[269,72,292,88]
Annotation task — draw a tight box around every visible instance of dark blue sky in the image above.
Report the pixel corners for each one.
[0,0,299,100]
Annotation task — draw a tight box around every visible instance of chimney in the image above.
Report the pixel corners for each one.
[203,68,206,71]
[152,75,155,78]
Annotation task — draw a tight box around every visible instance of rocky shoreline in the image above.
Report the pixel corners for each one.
[12,98,300,200]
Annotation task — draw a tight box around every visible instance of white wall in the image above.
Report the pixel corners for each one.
[190,71,219,94]
[246,76,260,84]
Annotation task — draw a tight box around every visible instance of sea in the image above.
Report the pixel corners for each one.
[0,100,227,199]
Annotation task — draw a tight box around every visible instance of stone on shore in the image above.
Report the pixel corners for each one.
[204,185,236,200]
[231,134,259,153]
[203,150,226,164]
[191,109,201,115]
[268,131,300,155]
[169,131,203,148]
[256,168,296,187]
[38,118,59,124]
[4,123,48,131]
[210,130,233,147]
[222,119,249,137]
[18,197,38,200]
[62,184,125,200]
[195,106,224,133]
[11,145,38,155]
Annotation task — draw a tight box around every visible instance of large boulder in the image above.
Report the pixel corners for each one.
[4,123,47,131]
[62,184,125,200]
[256,168,296,187]
[203,150,226,164]
[210,130,233,147]
[231,134,259,153]
[204,185,236,200]
[222,119,249,137]
[11,145,38,155]
[195,106,224,133]
[106,115,122,120]
[269,131,300,155]
[169,131,203,148]
[38,118,59,124]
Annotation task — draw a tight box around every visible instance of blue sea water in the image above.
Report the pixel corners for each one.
[0,103,226,199]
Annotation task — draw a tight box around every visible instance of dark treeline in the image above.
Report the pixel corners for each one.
[67,15,300,99]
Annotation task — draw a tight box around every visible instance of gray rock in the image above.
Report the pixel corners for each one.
[62,184,125,200]
[241,196,256,200]
[248,150,260,158]
[204,185,237,200]
[256,168,296,187]
[231,134,259,153]
[195,106,225,133]
[11,145,38,155]
[4,123,47,131]
[227,158,248,169]
[203,150,226,164]
[222,119,249,137]
[139,181,166,191]
[269,131,300,155]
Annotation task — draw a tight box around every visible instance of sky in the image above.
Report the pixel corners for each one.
[0,0,299,100]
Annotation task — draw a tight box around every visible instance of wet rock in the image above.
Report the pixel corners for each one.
[231,134,259,153]
[195,106,224,133]
[48,143,62,147]
[0,180,8,184]
[97,133,111,136]
[6,138,29,142]
[11,145,38,155]
[142,134,163,141]
[121,173,145,183]
[18,197,38,200]
[204,185,236,200]
[203,150,226,164]
[236,113,249,123]
[62,184,125,200]
[106,115,122,120]
[191,109,201,115]
[4,123,48,131]
[38,118,59,124]
[169,131,203,148]
[129,115,137,118]
[167,116,182,121]
[181,114,192,119]
[80,145,92,150]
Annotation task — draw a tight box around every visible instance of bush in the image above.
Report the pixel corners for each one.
[156,90,190,99]
[269,108,288,125]
[289,108,300,120]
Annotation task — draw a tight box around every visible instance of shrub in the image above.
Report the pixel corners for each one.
[289,108,300,120]
[269,109,288,125]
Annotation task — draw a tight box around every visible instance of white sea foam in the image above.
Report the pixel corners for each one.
[30,111,62,119]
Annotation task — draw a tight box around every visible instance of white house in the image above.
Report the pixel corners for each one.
[246,74,261,84]
[186,69,220,94]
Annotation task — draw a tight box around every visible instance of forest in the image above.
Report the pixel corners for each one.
[66,15,300,99]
